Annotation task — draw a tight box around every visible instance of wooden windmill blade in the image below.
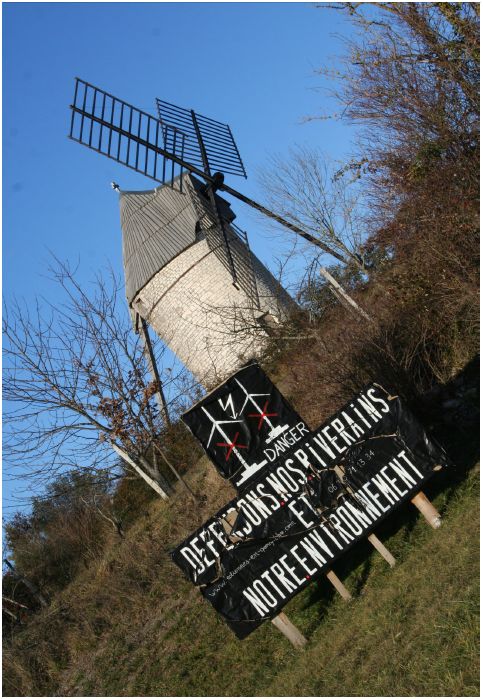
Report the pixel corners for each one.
[69,79,247,285]
[69,78,189,188]
[156,98,248,288]
[155,98,247,179]
[156,97,248,286]
[68,78,346,264]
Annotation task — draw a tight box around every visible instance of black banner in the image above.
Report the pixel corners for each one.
[173,372,449,639]
[182,363,308,490]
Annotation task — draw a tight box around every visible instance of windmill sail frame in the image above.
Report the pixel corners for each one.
[69,78,188,189]
[156,98,247,179]
[68,77,347,264]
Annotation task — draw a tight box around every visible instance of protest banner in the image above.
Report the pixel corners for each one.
[173,365,449,639]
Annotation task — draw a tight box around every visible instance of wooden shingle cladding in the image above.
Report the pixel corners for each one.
[119,174,235,306]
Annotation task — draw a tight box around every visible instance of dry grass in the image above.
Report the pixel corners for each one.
[3,456,479,697]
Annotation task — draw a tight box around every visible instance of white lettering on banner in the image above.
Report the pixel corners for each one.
[357,395,382,422]
[271,561,297,593]
[299,537,328,568]
[399,450,424,478]
[367,388,390,414]
[263,421,309,462]
[288,499,315,529]
[341,411,365,439]
[176,384,418,590]
[308,529,334,559]
[245,491,273,519]
[332,418,357,446]
[181,444,422,576]
[344,499,375,528]
[328,512,354,543]
[337,504,364,536]
[240,450,427,617]
[290,545,318,576]
[281,555,305,586]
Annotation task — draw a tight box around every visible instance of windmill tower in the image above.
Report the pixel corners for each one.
[69,79,299,386]
[119,173,294,385]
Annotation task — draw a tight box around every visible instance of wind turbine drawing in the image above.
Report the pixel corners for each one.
[234,379,289,445]
[201,407,250,472]
[200,377,290,487]
[182,364,305,491]
[200,398,267,487]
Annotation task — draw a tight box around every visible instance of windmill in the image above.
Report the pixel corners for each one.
[68,79,345,386]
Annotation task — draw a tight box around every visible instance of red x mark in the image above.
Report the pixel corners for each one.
[216,432,247,461]
[248,401,278,431]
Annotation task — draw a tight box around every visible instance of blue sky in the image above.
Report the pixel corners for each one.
[3,2,359,511]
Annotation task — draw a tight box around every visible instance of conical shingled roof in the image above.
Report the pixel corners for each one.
[119,174,235,306]
[120,180,198,305]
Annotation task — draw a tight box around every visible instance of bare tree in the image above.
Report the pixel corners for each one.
[327,3,479,147]
[80,493,126,539]
[259,3,479,315]
[3,259,199,502]
[258,146,369,272]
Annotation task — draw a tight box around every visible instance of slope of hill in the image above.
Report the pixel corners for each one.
[4,454,479,697]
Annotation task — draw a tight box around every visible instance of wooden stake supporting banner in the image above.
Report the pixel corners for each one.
[223,509,348,639]
[411,490,442,529]
[326,570,352,600]
[271,612,307,648]
[334,465,396,568]
[367,533,396,567]
[220,511,308,648]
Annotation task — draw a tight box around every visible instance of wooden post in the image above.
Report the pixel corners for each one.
[3,560,48,608]
[139,452,173,494]
[319,267,372,321]
[271,612,307,648]
[220,512,307,647]
[153,443,198,502]
[2,596,29,610]
[367,533,396,567]
[111,442,170,500]
[411,491,442,529]
[326,569,352,600]
[334,465,396,567]
[3,606,17,621]
[139,317,171,426]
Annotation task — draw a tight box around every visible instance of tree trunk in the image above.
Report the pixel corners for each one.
[111,443,171,500]
[3,560,48,608]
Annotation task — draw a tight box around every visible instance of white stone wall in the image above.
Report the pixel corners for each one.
[132,235,294,387]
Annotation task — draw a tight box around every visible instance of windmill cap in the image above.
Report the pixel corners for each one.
[119,173,235,306]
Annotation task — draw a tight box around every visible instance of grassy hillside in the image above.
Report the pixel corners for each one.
[2,5,479,696]
[4,456,479,697]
